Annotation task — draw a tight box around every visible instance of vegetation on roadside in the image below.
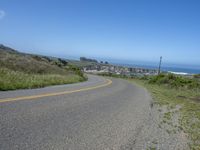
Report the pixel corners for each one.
[98,72,127,78]
[0,68,85,90]
[147,73,200,89]
[130,74,200,149]
[0,44,87,90]
[194,74,200,79]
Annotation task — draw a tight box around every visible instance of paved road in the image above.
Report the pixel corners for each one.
[0,75,152,150]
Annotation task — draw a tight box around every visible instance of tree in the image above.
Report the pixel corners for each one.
[58,58,68,66]
[80,57,98,63]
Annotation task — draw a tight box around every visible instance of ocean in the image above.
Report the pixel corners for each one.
[161,66,200,75]
[113,63,200,75]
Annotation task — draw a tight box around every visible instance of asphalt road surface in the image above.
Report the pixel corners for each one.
[0,75,152,150]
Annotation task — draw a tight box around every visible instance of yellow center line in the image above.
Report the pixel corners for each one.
[0,79,112,104]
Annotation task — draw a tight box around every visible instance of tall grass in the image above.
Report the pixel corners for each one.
[0,68,86,90]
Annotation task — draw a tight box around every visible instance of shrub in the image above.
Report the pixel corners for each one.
[193,74,200,79]
[148,74,200,89]
[68,65,84,78]
[140,75,149,80]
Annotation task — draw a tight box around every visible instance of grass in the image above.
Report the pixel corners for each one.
[0,45,87,90]
[0,68,86,90]
[129,75,200,149]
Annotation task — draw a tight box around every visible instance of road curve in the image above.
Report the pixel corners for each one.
[0,75,152,150]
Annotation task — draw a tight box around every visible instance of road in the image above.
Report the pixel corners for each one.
[0,75,152,150]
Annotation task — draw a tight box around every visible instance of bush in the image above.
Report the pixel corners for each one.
[148,73,200,89]
[194,74,200,79]
[68,65,84,78]
[140,75,149,80]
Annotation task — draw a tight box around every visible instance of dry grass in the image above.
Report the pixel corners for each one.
[0,45,87,90]
[0,68,85,90]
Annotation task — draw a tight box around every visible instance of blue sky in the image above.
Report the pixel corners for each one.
[0,0,200,67]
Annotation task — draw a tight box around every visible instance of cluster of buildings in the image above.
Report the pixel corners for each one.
[83,64,158,76]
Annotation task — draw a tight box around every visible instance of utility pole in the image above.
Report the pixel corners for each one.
[158,56,162,75]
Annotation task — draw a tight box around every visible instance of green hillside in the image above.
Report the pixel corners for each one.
[0,44,87,90]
